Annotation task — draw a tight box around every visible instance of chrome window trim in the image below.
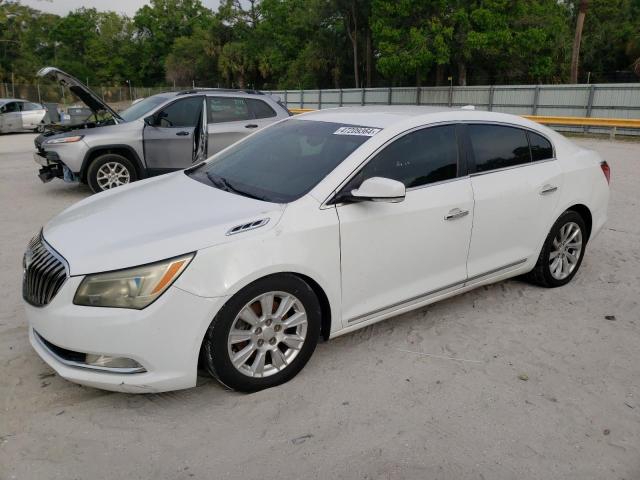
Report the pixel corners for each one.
[406,174,470,192]
[33,330,147,374]
[346,258,527,325]
[321,120,465,209]
[469,157,556,177]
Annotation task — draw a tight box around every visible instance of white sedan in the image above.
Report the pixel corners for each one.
[0,98,47,133]
[23,106,610,393]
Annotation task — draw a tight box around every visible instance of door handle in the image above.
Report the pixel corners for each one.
[176,131,190,136]
[245,124,259,129]
[444,208,469,221]
[539,184,558,195]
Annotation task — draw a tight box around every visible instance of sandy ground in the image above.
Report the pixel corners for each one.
[0,133,639,480]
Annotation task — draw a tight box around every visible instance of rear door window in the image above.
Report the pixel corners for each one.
[355,125,459,188]
[208,97,251,123]
[246,98,277,119]
[468,124,531,173]
[528,131,554,161]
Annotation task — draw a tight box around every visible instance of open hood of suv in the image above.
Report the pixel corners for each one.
[36,67,123,123]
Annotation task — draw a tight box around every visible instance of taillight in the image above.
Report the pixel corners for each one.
[600,161,611,185]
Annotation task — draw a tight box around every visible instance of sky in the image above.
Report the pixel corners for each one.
[17,0,223,17]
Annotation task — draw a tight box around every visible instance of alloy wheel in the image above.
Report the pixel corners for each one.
[549,221,583,280]
[227,291,308,378]
[96,162,131,190]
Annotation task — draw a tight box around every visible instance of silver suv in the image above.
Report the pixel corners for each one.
[34,67,290,192]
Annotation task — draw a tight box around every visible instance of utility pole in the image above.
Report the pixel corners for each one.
[570,0,589,83]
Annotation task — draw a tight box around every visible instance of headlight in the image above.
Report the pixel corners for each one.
[74,253,194,309]
[46,135,84,144]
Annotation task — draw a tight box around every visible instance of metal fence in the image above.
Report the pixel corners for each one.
[269,84,640,119]
[0,82,189,109]
[3,81,638,135]
[268,84,640,136]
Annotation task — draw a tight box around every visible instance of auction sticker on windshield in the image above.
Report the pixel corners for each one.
[333,126,382,136]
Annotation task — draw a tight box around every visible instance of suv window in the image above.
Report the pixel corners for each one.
[355,125,458,188]
[157,97,202,128]
[468,124,531,173]
[208,97,252,123]
[528,131,553,161]
[246,98,276,119]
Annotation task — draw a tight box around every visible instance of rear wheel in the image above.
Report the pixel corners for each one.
[201,274,321,392]
[87,153,137,193]
[526,210,587,288]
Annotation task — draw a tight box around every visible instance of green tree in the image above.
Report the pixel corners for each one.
[133,0,214,85]
[371,0,451,86]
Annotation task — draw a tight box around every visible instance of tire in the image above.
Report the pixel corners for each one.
[86,153,138,193]
[525,210,587,288]
[201,274,321,392]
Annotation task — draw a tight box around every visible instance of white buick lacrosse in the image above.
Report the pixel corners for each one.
[23,106,610,393]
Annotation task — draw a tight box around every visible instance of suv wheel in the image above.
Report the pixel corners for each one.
[526,210,587,288]
[87,153,138,193]
[201,274,321,392]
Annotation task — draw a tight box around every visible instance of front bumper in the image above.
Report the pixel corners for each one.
[33,139,88,183]
[34,150,76,183]
[26,276,226,393]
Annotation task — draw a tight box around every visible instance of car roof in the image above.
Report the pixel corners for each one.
[0,98,26,103]
[294,105,553,132]
[150,89,274,101]
[295,106,456,128]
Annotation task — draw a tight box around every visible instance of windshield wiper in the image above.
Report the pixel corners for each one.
[206,173,268,201]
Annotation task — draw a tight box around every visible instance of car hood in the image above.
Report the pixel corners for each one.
[36,67,124,123]
[43,172,286,275]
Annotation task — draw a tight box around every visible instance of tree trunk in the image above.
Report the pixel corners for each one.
[570,0,589,83]
[435,64,445,86]
[458,61,467,86]
[415,69,421,87]
[345,3,359,88]
[365,27,372,87]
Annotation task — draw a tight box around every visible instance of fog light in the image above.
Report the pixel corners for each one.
[85,354,145,372]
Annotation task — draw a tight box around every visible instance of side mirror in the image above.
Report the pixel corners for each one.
[350,177,406,203]
[143,114,156,126]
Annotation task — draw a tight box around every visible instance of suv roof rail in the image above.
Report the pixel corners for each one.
[176,88,265,96]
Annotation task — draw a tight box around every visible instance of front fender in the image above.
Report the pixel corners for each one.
[174,200,343,334]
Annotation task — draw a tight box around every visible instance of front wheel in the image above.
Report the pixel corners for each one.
[201,274,321,392]
[526,210,587,288]
[87,153,138,193]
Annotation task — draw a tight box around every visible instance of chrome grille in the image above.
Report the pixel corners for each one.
[22,231,68,306]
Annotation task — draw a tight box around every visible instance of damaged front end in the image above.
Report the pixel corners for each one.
[34,133,81,183]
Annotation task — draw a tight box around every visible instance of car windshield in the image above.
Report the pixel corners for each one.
[119,96,167,122]
[187,119,376,203]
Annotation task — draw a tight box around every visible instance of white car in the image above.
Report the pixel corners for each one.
[0,98,47,133]
[23,106,610,393]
